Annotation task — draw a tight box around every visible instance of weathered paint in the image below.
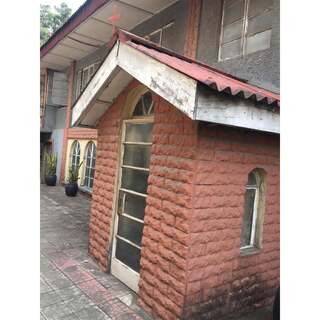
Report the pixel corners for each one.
[196,84,279,134]
[117,42,197,118]
[71,42,119,126]
[71,30,279,134]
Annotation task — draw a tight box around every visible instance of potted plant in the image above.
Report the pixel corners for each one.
[65,161,83,197]
[44,153,57,186]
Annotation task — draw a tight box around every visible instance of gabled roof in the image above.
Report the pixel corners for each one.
[117,30,280,107]
[72,29,280,134]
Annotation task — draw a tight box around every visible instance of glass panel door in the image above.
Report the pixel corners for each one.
[111,120,152,292]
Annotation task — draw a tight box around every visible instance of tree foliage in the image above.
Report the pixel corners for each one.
[40,2,72,45]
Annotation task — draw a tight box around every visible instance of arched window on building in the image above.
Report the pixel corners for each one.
[240,169,266,251]
[70,140,81,171]
[84,141,96,190]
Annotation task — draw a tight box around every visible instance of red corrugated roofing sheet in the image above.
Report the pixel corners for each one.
[116,30,280,107]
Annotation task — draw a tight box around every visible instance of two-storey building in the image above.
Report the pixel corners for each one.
[40,1,280,319]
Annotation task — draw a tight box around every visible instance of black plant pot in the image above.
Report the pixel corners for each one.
[65,182,78,197]
[45,174,57,186]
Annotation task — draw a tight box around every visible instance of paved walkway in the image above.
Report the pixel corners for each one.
[40,185,151,320]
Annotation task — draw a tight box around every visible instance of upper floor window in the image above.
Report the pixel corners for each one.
[83,141,96,190]
[219,0,273,61]
[145,22,174,46]
[75,61,100,99]
[70,140,81,171]
[240,169,265,251]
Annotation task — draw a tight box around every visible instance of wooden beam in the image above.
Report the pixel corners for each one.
[184,0,202,59]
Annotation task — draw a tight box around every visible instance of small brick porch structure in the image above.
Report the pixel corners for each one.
[87,80,279,320]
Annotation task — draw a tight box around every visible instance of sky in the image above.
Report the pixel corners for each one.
[41,0,86,13]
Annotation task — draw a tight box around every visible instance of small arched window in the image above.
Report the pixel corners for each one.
[240,169,265,250]
[70,140,81,171]
[84,141,96,189]
[132,91,154,117]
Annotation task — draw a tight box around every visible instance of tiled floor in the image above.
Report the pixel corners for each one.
[40,185,151,320]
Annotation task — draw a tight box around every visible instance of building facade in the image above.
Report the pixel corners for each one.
[40,1,280,319]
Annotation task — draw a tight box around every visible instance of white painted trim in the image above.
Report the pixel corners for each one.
[196,85,280,134]
[117,42,197,119]
[71,41,120,126]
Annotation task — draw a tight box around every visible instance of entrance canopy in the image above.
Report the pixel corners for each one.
[72,30,280,134]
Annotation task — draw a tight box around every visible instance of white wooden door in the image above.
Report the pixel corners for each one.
[111,119,153,292]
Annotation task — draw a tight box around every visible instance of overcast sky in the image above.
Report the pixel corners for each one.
[41,0,85,13]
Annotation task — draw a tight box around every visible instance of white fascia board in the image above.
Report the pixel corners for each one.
[196,84,280,134]
[117,42,197,119]
[71,41,119,126]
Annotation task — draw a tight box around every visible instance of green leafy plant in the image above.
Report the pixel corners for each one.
[67,161,83,183]
[44,153,57,176]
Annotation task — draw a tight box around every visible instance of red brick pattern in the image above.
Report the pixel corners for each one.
[183,124,280,319]
[67,128,97,140]
[88,93,123,271]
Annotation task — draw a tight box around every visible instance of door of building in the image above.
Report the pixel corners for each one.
[111,118,153,292]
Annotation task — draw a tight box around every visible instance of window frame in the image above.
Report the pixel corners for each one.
[145,22,174,46]
[75,61,100,99]
[240,170,265,253]
[83,141,96,190]
[70,140,81,172]
[219,0,273,61]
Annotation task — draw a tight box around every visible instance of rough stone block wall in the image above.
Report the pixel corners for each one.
[88,85,125,271]
[88,79,280,320]
[182,123,280,319]
[138,96,198,320]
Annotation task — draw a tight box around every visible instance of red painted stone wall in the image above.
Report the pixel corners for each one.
[183,123,280,319]
[88,83,124,271]
[88,79,280,320]
[138,96,198,319]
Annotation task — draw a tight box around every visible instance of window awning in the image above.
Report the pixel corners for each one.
[72,29,280,134]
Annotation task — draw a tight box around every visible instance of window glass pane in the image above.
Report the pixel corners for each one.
[125,123,153,143]
[117,215,144,247]
[223,0,245,25]
[248,0,273,18]
[132,100,144,116]
[115,238,141,273]
[149,30,161,44]
[121,167,149,194]
[245,29,272,55]
[220,39,242,60]
[222,19,244,44]
[89,178,94,189]
[247,10,273,36]
[118,191,146,220]
[247,171,257,186]
[161,23,174,49]
[82,69,89,87]
[240,188,256,247]
[123,144,151,168]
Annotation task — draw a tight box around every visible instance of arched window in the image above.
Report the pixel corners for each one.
[84,141,96,189]
[132,91,154,117]
[70,140,81,171]
[240,169,265,250]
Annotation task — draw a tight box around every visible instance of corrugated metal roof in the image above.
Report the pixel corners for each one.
[116,30,280,107]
